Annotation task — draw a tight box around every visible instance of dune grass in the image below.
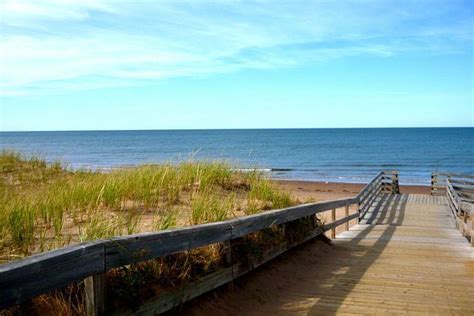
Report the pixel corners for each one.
[0,150,295,261]
[0,150,308,314]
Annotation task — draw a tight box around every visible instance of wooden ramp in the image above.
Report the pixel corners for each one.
[182,194,474,315]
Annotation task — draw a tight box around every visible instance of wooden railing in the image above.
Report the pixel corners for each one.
[431,172,474,197]
[438,173,474,246]
[0,171,396,315]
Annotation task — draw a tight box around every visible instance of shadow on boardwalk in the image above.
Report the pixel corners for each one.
[174,194,408,315]
[307,194,406,314]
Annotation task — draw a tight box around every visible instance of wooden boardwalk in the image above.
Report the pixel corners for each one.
[183,194,474,315]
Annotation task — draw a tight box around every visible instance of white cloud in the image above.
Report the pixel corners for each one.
[0,0,471,95]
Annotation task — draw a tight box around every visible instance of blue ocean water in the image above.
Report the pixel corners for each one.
[0,128,472,185]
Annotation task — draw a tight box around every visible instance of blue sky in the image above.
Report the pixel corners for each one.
[0,0,472,131]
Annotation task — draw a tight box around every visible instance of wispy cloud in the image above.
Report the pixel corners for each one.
[0,0,472,95]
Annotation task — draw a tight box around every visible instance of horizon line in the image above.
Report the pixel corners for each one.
[1,126,473,133]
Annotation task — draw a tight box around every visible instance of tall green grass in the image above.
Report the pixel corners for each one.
[0,150,295,261]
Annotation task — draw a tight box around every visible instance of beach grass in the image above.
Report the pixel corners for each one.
[0,150,295,261]
[0,150,317,314]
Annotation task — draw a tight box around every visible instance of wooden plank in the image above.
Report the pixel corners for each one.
[446,192,458,220]
[459,195,474,203]
[446,187,457,209]
[451,184,474,193]
[460,201,474,215]
[431,173,437,195]
[358,177,383,206]
[358,176,383,201]
[459,193,474,201]
[323,213,359,231]
[433,172,474,180]
[359,186,382,220]
[360,184,382,211]
[345,205,350,231]
[445,181,473,214]
[471,215,474,247]
[355,172,383,201]
[126,266,235,316]
[456,216,469,236]
[85,273,106,316]
[447,181,461,204]
[106,221,233,269]
[331,208,336,239]
[223,240,233,267]
[0,242,105,309]
[391,171,400,194]
[449,178,474,186]
[447,173,474,180]
[228,198,356,239]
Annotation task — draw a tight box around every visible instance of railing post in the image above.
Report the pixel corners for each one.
[344,205,349,231]
[85,273,106,316]
[431,173,436,196]
[223,239,234,286]
[382,171,389,193]
[331,208,336,239]
[223,239,233,267]
[357,200,361,223]
[391,171,399,194]
[461,211,466,237]
[471,215,474,247]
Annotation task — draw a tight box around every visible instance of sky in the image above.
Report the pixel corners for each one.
[0,0,473,131]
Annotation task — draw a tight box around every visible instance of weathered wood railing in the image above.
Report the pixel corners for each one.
[0,171,397,315]
[437,173,474,246]
[356,170,399,220]
[431,172,474,197]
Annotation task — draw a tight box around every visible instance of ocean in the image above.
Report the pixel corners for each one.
[1,128,472,185]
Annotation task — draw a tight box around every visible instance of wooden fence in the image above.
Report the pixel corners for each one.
[436,173,474,246]
[0,171,398,315]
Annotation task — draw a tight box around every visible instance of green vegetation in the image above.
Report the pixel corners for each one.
[1,150,319,315]
[0,150,295,262]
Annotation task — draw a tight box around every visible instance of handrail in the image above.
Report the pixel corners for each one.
[355,171,384,201]
[445,177,473,248]
[446,179,473,214]
[431,172,474,197]
[0,171,396,312]
[432,172,474,179]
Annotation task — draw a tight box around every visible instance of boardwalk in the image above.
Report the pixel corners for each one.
[183,194,474,315]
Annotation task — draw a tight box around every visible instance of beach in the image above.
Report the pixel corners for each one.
[273,179,430,202]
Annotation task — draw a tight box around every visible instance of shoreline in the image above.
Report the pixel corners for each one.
[270,175,431,186]
[272,179,430,202]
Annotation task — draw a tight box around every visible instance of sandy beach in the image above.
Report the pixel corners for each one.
[273,179,431,202]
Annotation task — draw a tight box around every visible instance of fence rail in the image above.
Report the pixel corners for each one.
[431,172,474,198]
[0,171,397,314]
[440,174,474,246]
